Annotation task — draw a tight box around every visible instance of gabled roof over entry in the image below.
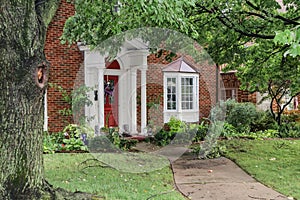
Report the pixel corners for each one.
[162,57,199,73]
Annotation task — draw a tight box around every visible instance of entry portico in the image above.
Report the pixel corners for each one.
[79,40,149,134]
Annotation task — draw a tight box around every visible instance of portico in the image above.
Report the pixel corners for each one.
[79,40,149,134]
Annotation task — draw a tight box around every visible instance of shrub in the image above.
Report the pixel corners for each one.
[279,122,300,138]
[219,122,238,139]
[192,120,210,142]
[43,132,66,154]
[250,111,278,132]
[191,143,227,159]
[154,117,187,146]
[107,131,138,150]
[197,121,225,158]
[226,102,259,133]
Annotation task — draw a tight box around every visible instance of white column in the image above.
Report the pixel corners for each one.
[140,69,147,135]
[130,68,138,134]
[98,68,105,128]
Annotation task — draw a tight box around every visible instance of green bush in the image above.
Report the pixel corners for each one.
[279,122,300,138]
[43,132,66,154]
[43,124,90,153]
[226,102,259,133]
[192,120,209,142]
[219,122,238,138]
[191,143,227,159]
[154,117,187,146]
[107,131,138,150]
[250,111,278,132]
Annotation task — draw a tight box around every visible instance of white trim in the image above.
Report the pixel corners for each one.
[98,68,105,128]
[130,68,138,134]
[140,68,147,135]
[163,72,199,123]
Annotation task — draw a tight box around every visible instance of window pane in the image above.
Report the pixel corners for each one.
[181,77,194,110]
[167,78,177,110]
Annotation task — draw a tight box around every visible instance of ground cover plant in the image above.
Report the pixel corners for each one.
[222,139,300,199]
[44,153,185,200]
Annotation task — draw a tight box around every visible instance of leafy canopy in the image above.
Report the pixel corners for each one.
[61,0,198,48]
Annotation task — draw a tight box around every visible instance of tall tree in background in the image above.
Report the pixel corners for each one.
[191,0,300,125]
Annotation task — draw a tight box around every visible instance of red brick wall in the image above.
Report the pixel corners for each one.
[221,72,256,103]
[198,61,217,119]
[45,0,83,132]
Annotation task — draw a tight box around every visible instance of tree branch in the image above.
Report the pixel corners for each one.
[35,0,61,27]
[245,0,300,25]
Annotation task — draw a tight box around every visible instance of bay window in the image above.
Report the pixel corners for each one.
[163,73,199,123]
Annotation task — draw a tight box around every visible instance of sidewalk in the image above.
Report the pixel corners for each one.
[171,155,290,200]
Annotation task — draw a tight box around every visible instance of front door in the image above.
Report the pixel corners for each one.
[104,75,118,127]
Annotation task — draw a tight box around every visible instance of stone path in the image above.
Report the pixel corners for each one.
[171,156,290,200]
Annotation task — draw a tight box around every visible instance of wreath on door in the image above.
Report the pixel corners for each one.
[104,81,114,97]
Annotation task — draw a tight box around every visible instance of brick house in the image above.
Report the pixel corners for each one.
[44,0,299,134]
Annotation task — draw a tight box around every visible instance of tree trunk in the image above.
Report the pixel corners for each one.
[0,0,58,199]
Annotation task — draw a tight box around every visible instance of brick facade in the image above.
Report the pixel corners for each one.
[221,72,256,103]
[45,0,83,132]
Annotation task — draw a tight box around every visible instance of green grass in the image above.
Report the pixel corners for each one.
[44,153,186,200]
[222,139,300,199]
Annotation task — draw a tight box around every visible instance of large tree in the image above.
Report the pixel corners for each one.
[191,0,300,125]
[0,0,60,199]
[0,0,100,199]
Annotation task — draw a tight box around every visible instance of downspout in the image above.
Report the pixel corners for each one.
[216,64,219,104]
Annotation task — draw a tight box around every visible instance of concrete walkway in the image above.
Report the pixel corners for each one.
[171,156,291,200]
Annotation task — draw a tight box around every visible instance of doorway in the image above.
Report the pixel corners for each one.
[104,75,119,127]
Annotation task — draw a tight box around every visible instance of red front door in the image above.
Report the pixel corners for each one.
[104,75,118,127]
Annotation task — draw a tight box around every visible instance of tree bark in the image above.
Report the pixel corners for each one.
[0,0,59,199]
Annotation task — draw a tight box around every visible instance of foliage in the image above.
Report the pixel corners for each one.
[62,137,88,151]
[250,110,278,132]
[43,132,66,154]
[192,120,209,142]
[49,83,93,124]
[191,143,227,159]
[61,0,197,51]
[107,130,138,150]
[192,0,300,126]
[221,129,279,140]
[223,139,300,199]
[278,122,300,138]
[154,117,187,146]
[88,131,137,152]
[43,124,91,153]
[198,121,224,159]
[222,99,277,133]
[274,27,300,57]
[219,122,237,138]
[226,102,259,133]
[63,123,93,139]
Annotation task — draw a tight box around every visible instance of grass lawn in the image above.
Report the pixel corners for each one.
[44,153,186,200]
[222,139,300,199]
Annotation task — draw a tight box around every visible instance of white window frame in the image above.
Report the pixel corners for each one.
[164,72,199,122]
